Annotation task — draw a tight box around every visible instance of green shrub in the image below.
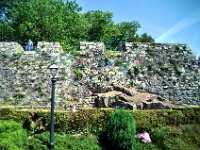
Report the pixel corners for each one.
[114,59,126,67]
[0,120,27,150]
[180,124,200,148]
[151,124,200,150]
[180,107,200,124]
[105,109,136,150]
[0,107,200,135]
[104,50,116,57]
[0,108,29,121]
[24,132,101,150]
[74,69,83,80]
[67,108,113,134]
[0,119,22,133]
[134,139,159,150]
[133,109,186,131]
[70,50,81,56]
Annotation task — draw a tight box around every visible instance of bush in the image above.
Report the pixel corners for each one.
[103,50,116,57]
[134,139,159,150]
[151,124,200,150]
[67,108,113,134]
[0,107,200,134]
[24,132,101,150]
[74,69,83,80]
[105,109,136,150]
[0,120,27,150]
[70,50,81,56]
[133,109,186,131]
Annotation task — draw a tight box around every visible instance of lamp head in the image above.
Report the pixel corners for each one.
[49,64,58,78]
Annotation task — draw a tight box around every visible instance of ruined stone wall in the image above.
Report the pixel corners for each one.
[124,42,200,104]
[75,42,200,105]
[0,42,71,108]
[80,41,104,56]
[0,42,199,109]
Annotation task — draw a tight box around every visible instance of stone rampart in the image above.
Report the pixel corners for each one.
[0,42,70,108]
[0,42,199,109]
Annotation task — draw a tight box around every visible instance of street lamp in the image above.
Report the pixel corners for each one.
[49,64,58,150]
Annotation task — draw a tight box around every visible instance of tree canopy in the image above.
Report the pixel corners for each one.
[0,0,154,51]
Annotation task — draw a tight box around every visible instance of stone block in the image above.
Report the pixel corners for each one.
[37,42,63,53]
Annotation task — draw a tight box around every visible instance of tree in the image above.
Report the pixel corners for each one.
[102,22,121,50]
[139,33,154,42]
[104,21,141,49]
[0,20,15,41]
[0,0,87,49]
[117,21,141,43]
[105,109,136,150]
[0,0,29,19]
[84,10,114,42]
[0,0,155,51]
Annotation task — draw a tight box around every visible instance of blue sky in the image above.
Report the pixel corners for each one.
[76,0,200,57]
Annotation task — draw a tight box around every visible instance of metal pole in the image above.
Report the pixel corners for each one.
[50,77,56,150]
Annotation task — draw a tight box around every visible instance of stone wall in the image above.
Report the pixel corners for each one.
[123,42,200,104]
[80,41,104,56]
[0,42,199,109]
[0,42,71,108]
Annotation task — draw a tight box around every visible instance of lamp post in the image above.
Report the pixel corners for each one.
[49,64,58,150]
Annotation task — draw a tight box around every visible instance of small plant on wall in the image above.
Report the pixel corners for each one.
[132,64,142,75]
[74,69,83,80]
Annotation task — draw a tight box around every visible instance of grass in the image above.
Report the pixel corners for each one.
[0,114,200,150]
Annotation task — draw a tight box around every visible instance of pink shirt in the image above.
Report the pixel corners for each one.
[138,132,152,143]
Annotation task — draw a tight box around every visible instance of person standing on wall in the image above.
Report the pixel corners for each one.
[26,39,33,51]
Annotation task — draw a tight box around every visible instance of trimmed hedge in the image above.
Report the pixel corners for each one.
[151,124,200,150]
[0,107,200,133]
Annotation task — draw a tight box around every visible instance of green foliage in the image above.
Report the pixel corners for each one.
[159,62,169,72]
[84,10,113,42]
[103,49,116,57]
[117,21,141,43]
[78,63,87,70]
[0,120,27,150]
[74,69,83,80]
[0,108,29,121]
[151,124,200,150]
[0,107,200,135]
[175,66,185,75]
[0,0,86,48]
[131,64,142,75]
[105,109,136,150]
[104,21,142,49]
[67,108,113,134]
[70,50,82,56]
[114,59,124,66]
[0,0,155,50]
[133,110,185,131]
[137,33,154,43]
[0,119,23,132]
[24,132,101,150]
[134,139,159,150]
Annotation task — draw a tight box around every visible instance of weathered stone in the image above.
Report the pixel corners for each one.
[113,84,136,96]
[37,42,63,53]
[94,95,136,110]
[0,41,200,109]
[142,101,170,109]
